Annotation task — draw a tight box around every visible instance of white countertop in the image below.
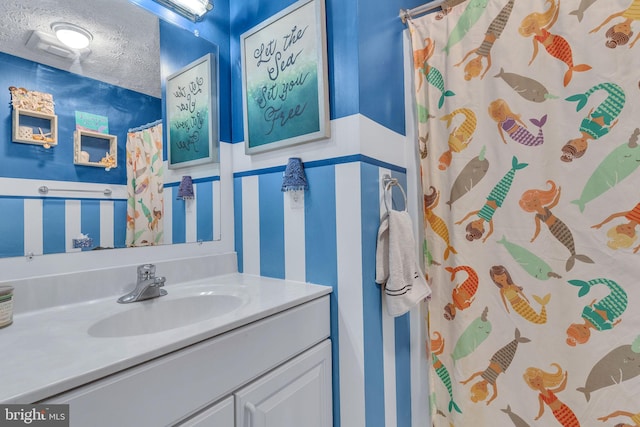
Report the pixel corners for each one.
[0,273,331,403]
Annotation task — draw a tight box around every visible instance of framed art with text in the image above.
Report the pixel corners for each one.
[241,0,330,154]
[166,53,219,169]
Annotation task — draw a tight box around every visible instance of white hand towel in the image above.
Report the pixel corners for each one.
[375,210,431,317]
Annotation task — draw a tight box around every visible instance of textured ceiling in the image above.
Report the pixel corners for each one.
[0,0,161,98]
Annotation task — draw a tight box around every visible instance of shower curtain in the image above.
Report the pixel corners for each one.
[408,1,640,425]
[125,122,164,247]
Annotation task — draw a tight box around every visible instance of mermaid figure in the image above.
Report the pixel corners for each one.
[598,409,640,426]
[455,0,515,81]
[590,0,640,49]
[461,328,530,405]
[523,364,580,427]
[519,180,594,271]
[444,265,479,320]
[488,99,547,147]
[457,157,527,243]
[414,38,455,108]
[424,187,457,260]
[592,202,640,252]
[431,332,463,413]
[562,83,625,162]
[439,108,477,170]
[490,265,550,325]
[519,0,592,86]
[565,278,628,346]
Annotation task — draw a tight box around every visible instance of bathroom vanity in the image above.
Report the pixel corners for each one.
[0,269,332,427]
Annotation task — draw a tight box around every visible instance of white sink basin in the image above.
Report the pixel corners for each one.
[88,293,245,338]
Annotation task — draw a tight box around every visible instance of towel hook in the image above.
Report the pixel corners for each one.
[382,174,408,212]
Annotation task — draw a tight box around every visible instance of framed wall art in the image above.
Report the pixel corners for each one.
[166,52,219,168]
[241,0,330,154]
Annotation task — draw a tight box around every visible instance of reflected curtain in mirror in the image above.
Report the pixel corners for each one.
[126,122,164,247]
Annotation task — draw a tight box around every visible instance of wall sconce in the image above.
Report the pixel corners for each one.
[281,157,308,208]
[177,176,195,200]
[152,0,213,22]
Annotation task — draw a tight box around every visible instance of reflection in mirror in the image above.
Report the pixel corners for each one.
[0,0,221,259]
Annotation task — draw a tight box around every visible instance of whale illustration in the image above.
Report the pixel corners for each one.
[577,338,640,401]
[569,0,598,22]
[572,129,640,212]
[451,306,492,364]
[501,405,531,427]
[446,146,489,208]
[494,68,557,103]
[497,235,561,280]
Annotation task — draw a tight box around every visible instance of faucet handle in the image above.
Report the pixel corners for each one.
[137,264,156,280]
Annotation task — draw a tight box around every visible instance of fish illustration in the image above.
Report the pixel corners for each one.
[446,146,489,208]
[497,236,561,280]
[569,0,598,22]
[572,128,640,212]
[577,339,640,401]
[501,405,531,427]
[451,306,492,364]
[494,68,557,103]
[431,332,463,413]
[439,108,477,170]
[444,265,479,320]
[442,0,490,54]
[424,186,457,260]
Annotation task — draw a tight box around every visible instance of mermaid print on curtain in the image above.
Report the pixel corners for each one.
[126,122,164,247]
[408,1,640,425]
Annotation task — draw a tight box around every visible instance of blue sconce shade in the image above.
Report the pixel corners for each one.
[281,158,308,192]
[177,175,195,200]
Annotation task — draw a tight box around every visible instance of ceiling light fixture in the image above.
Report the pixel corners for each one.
[152,0,213,22]
[51,22,93,50]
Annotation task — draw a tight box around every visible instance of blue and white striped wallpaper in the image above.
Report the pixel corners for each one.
[234,155,416,427]
[0,177,220,258]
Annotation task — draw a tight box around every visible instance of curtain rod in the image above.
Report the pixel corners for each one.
[128,119,163,133]
[399,0,447,23]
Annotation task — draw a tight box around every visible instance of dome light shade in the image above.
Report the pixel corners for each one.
[51,22,93,50]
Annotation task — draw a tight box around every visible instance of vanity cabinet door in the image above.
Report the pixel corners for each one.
[235,340,332,427]
[176,396,234,427]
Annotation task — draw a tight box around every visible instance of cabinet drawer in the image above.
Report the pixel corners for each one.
[43,296,330,427]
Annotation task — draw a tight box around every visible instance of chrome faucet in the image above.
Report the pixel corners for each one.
[117,264,167,303]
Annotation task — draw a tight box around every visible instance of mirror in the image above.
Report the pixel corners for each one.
[0,0,221,259]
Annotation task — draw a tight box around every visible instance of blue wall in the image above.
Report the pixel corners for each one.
[0,52,161,184]
[131,0,232,143]
[230,0,426,142]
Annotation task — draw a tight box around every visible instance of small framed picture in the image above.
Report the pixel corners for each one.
[166,53,219,168]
